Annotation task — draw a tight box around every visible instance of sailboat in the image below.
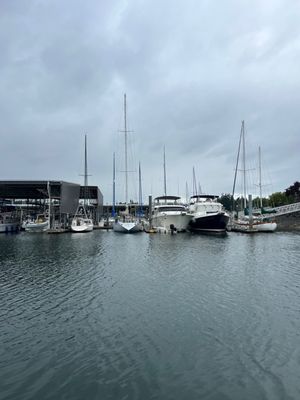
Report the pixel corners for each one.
[252,146,277,232]
[25,214,49,232]
[151,147,191,233]
[113,94,142,233]
[71,134,93,233]
[24,182,50,232]
[230,121,277,233]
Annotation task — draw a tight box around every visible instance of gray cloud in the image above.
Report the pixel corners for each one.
[0,0,299,203]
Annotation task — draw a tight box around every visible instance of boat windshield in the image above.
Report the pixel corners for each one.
[156,206,185,212]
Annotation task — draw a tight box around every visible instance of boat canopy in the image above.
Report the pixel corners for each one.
[155,196,181,201]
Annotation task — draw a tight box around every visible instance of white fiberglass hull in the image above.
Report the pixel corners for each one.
[71,218,93,232]
[25,221,49,232]
[113,221,142,233]
[152,212,191,232]
[230,219,277,233]
[255,221,277,232]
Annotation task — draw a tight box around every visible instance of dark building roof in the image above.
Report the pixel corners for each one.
[0,181,103,213]
[0,181,101,199]
[0,180,69,199]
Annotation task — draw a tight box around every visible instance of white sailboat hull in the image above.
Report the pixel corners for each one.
[230,219,277,233]
[25,221,49,232]
[71,218,93,232]
[113,221,142,233]
[255,221,277,232]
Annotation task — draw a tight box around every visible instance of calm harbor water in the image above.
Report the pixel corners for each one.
[0,230,300,400]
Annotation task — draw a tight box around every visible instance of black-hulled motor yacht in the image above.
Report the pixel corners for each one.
[188,195,229,233]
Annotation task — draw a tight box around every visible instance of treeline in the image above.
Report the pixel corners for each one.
[219,181,300,211]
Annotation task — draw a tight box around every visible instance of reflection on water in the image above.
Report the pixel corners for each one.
[1,231,300,400]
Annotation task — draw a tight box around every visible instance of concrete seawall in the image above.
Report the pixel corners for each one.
[276,211,300,231]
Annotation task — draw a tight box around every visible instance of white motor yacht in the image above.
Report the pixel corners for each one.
[151,196,190,233]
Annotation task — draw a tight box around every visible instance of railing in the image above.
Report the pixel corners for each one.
[228,202,300,221]
[267,202,300,217]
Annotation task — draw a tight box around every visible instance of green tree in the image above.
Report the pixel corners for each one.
[219,193,234,211]
[253,196,270,208]
[285,181,300,202]
[269,192,289,207]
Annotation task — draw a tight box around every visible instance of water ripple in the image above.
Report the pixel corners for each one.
[1,231,300,399]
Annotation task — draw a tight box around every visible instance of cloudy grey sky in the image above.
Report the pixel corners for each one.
[0,0,299,203]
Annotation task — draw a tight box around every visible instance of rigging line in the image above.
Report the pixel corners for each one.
[193,166,197,196]
[232,121,243,210]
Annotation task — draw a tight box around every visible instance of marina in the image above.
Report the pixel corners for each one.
[1,1,300,399]
[1,115,299,235]
[0,178,300,234]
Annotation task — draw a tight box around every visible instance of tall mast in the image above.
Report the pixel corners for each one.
[242,121,247,210]
[138,161,143,216]
[47,181,51,229]
[84,133,88,208]
[193,166,197,196]
[259,146,262,209]
[124,94,128,204]
[163,146,167,197]
[232,121,243,211]
[112,152,116,217]
[185,181,189,204]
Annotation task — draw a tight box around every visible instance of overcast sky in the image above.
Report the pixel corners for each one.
[0,0,299,203]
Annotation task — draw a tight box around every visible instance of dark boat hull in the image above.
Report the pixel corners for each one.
[188,213,229,233]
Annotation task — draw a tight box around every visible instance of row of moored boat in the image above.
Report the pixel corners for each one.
[0,194,277,234]
[112,194,277,234]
